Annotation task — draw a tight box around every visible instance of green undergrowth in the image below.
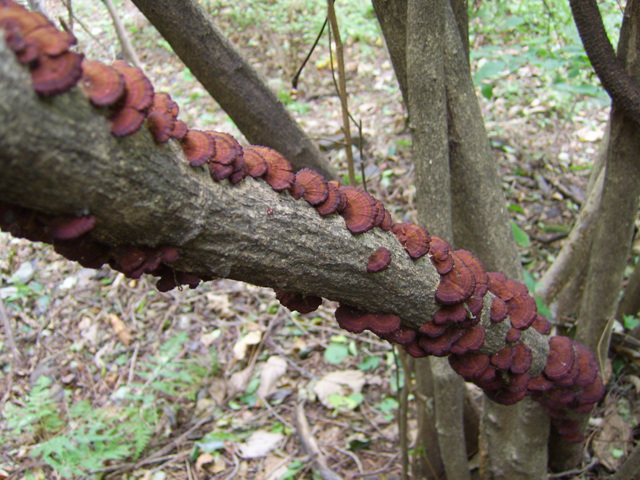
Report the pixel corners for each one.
[471,0,622,117]
[1,332,217,479]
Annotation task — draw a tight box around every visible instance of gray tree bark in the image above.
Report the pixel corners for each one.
[407,1,468,478]
[129,0,336,179]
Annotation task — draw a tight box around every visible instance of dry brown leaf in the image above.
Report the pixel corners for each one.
[592,399,633,471]
[257,355,287,398]
[195,452,215,472]
[233,330,262,360]
[107,313,132,346]
[313,369,365,408]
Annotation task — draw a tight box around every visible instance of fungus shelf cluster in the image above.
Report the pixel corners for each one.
[0,0,604,442]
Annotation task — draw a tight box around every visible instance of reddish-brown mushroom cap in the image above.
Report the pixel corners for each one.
[487,272,515,301]
[435,264,476,305]
[367,247,392,273]
[243,146,269,178]
[380,209,393,231]
[365,312,403,335]
[111,60,154,112]
[30,50,83,96]
[171,119,188,141]
[491,347,516,371]
[288,180,306,200]
[527,374,555,392]
[209,162,234,182]
[0,5,50,35]
[383,325,416,345]
[449,353,490,379]
[419,328,465,356]
[339,186,378,234]
[175,271,202,289]
[335,304,368,333]
[544,336,576,381]
[53,235,109,269]
[433,303,468,325]
[429,236,454,274]
[209,131,241,166]
[110,106,146,137]
[151,92,179,117]
[486,388,527,406]
[25,24,76,56]
[505,327,522,343]
[296,168,329,206]
[531,315,552,335]
[249,146,295,192]
[450,325,485,355]
[181,129,215,167]
[315,181,343,216]
[504,372,531,393]
[80,60,125,107]
[419,321,448,338]
[392,223,431,259]
[507,293,537,330]
[146,111,174,144]
[573,344,598,387]
[510,343,533,374]
[403,340,428,358]
[490,296,509,323]
[372,200,386,229]
[229,151,248,184]
[158,246,179,263]
[454,250,488,294]
[46,215,96,240]
[576,374,604,405]
[274,289,323,314]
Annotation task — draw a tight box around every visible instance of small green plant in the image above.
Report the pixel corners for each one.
[2,333,217,478]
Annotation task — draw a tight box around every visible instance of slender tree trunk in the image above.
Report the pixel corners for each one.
[407,2,469,478]
[439,3,550,479]
[129,0,336,179]
[551,0,640,471]
[371,0,408,109]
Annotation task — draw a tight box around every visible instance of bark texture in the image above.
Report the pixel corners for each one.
[371,0,408,108]
[407,2,468,479]
[129,0,336,179]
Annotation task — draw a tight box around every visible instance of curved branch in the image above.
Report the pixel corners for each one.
[569,0,640,124]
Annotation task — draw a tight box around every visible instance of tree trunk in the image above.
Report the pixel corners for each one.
[551,0,640,471]
[129,0,336,179]
[407,1,469,478]
[439,3,549,479]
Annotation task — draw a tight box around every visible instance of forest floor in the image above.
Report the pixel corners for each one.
[1,1,638,479]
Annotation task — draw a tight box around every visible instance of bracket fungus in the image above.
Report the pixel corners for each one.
[391,223,430,259]
[315,181,344,216]
[180,129,215,167]
[338,186,378,234]
[80,60,125,107]
[247,146,295,192]
[274,289,323,314]
[295,168,329,206]
[366,247,392,273]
